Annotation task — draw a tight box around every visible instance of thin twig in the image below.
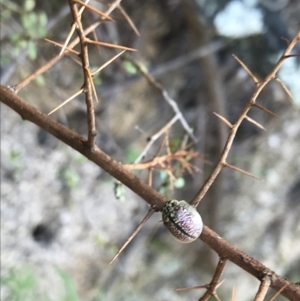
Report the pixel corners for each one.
[199,258,227,301]
[68,0,96,148]
[134,115,179,163]
[59,0,89,56]
[254,275,271,301]
[13,2,122,92]
[190,31,300,207]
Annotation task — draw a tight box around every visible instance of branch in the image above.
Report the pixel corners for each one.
[68,0,96,148]
[190,30,300,207]
[1,85,299,301]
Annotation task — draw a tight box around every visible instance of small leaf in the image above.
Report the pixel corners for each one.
[123,60,137,74]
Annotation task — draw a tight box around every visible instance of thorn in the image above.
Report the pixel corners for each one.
[85,67,99,103]
[282,54,300,59]
[86,38,137,52]
[252,103,279,118]
[244,115,266,131]
[44,38,80,55]
[232,54,259,84]
[91,50,126,76]
[48,88,84,115]
[213,112,232,128]
[274,77,293,102]
[109,209,154,265]
[118,5,140,36]
[73,0,114,21]
[266,283,288,301]
[174,285,207,291]
[281,37,290,45]
[224,163,262,181]
[58,24,77,56]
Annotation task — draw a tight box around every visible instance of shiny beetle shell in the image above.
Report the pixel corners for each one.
[162,200,203,243]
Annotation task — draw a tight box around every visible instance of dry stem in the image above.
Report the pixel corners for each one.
[68,0,96,148]
[190,30,300,207]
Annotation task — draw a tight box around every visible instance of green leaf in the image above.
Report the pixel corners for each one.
[122,60,137,74]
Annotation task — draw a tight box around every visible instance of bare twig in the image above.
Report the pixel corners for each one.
[134,115,179,163]
[13,2,123,92]
[59,0,89,56]
[190,31,300,207]
[199,258,227,301]
[254,275,271,301]
[68,0,96,148]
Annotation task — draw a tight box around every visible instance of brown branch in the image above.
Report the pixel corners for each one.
[1,85,300,301]
[190,30,300,208]
[254,275,271,301]
[13,3,120,92]
[199,258,227,301]
[73,0,114,21]
[68,0,96,148]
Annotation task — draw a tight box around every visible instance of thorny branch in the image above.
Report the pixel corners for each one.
[1,1,300,298]
[12,0,127,93]
[199,257,227,301]
[190,30,300,207]
[68,0,96,148]
[1,85,300,300]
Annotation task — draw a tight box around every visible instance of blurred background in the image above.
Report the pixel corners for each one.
[1,0,300,300]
